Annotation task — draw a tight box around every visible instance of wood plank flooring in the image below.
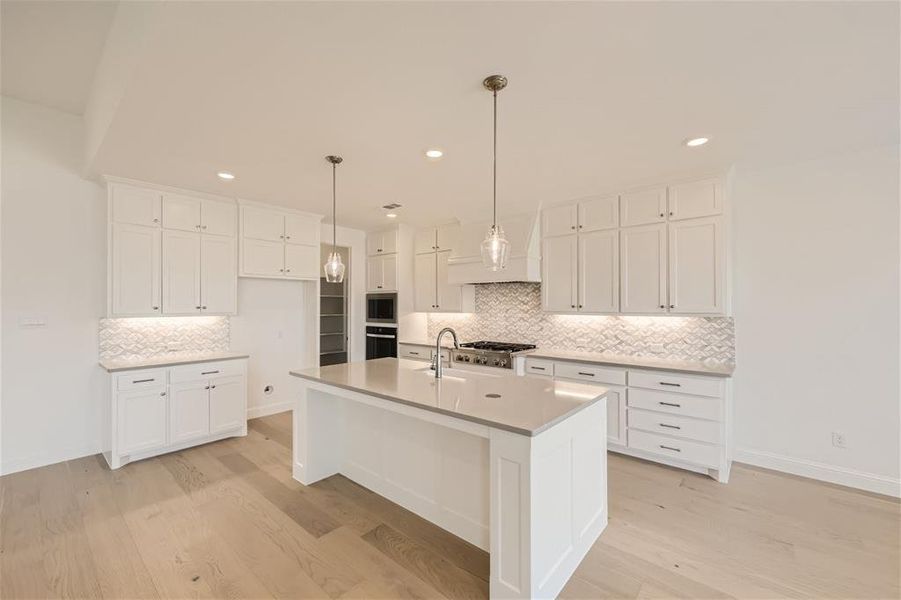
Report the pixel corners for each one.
[1,412,898,599]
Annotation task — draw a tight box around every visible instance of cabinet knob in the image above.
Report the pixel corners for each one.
[571,304,575,308]
[196,305,201,309]
[280,235,284,239]
[286,269,291,273]
[669,304,675,309]
[196,224,201,229]
[286,235,291,240]
[202,225,207,230]
[578,304,583,308]
[202,305,207,310]
[279,268,284,272]
[205,385,210,390]
[160,391,166,397]
[153,218,159,223]
[659,213,665,217]
[659,304,665,309]
[668,212,673,216]
[211,385,216,389]
[152,306,159,310]
[571,225,575,230]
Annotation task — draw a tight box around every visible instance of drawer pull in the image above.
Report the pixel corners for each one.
[659,445,681,452]
[531,366,546,371]
[659,423,681,430]
[659,382,681,387]
[132,378,155,384]
[201,370,220,375]
[659,401,682,408]
[577,371,595,377]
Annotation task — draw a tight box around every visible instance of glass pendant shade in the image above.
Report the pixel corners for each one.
[323,251,345,283]
[480,225,509,271]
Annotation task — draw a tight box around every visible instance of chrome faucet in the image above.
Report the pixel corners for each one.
[433,327,460,378]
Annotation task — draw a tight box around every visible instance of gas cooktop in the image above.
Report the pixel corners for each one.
[453,341,536,369]
[458,341,537,353]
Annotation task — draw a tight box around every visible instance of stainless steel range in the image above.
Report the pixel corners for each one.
[453,341,536,369]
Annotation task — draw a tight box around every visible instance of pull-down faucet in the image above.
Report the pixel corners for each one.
[433,327,460,378]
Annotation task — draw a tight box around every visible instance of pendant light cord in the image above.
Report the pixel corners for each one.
[332,162,337,252]
[492,89,498,229]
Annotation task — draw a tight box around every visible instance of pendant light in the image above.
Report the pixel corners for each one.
[480,74,510,271]
[323,155,346,283]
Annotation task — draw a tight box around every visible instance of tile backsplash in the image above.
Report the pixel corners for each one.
[426,283,734,364]
[99,317,230,361]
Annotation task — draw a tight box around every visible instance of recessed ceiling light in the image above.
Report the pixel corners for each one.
[386,212,398,219]
[684,137,709,147]
[425,149,444,159]
[217,171,235,180]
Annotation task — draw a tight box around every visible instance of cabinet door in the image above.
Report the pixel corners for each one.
[285,243,319,280]
[668,217,723,314]
[162,193,202,232]
[162,230,202,315]
[541,235,577,311]
[542,204,578,237]
[111,185,161,227]
[579,196,618,232]
[668,179,722,221]
[435,251,462,311]
[414,228,437,254]
[111,224,161,316]
[242,207,284,242]
[209,375,245,434]
[169,381,210,443]
[201,235,237,313]
[579,230,619,313]
[605,385,627,446]
[242,238,285,277]
[414,253,437,311]
[435,223,460,252]
[367,256,383,291]
[620,187,666,227]
[380,229,398,254]
[117,387,168,455]
[367,233,383,256]
[285,214,319,245]
[381,254,398,291]
[202,199,237,236]
[620,224,667,313]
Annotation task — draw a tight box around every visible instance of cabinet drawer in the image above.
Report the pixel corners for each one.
[399,344,430,361]
[170,360,245,383]
[524,358,554,377]
[628,429,720,468]
[116,369,167,391]
[555,362,626,386]
[628,408,721,444]
[628,388,721,421]
[628,370,724,398]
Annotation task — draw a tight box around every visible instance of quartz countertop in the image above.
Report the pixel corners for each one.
[100,351,249,373]
[290,358,606,436]
[524,349,734,377]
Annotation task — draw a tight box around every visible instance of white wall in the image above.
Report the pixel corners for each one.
[1,97,107,474]
[731,145,900,496]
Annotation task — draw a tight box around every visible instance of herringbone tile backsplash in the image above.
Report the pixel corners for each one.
[99,317,230,360]
[427,283,734,364]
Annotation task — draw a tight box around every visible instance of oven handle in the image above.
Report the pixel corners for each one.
[366,333,397,339]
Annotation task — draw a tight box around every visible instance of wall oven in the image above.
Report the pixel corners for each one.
[366,292,397,324]
[366,326,397,360]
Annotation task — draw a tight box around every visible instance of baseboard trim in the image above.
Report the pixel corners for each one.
[734,447,900,498]
[247,401,293,419]
[1,443,100,477]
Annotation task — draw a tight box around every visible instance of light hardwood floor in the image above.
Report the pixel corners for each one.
[1,412,898,599]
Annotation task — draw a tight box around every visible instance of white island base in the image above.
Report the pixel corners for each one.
[293,376,608,599]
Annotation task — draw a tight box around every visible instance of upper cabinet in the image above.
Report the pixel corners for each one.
[367,253,397,292]
[238,203,322,281]
[162,194,236,236]
[413,225,473,312]
[414,224,460,254]
[111,223,161,316]
[111,184,162,227]
[367,229,398,256]
[541,175,729,316]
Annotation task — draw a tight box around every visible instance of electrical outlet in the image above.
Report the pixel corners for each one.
[832,431,847,449]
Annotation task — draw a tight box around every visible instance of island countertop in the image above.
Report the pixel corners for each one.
[290,358,606,436]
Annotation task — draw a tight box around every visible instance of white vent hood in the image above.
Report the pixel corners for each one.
[447,213,541,284]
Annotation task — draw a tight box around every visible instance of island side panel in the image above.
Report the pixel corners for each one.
[293,382,343,484]
[489,398,608,600]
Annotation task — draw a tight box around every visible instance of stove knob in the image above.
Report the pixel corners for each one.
[492,358,500,366]
[498,359,507,367]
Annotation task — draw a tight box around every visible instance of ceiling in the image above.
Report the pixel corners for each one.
[3,1,898,230]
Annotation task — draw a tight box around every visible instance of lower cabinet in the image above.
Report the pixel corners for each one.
[104,359,248,469]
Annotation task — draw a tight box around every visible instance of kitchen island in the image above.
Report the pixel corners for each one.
[290,357,608,599]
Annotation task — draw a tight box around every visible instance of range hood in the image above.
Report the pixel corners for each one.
[447,213,541,284]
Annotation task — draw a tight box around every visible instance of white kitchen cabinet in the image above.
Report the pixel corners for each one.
[111,223,161,316]
[202,199,237,237]
[111,184,162,227]
[368,253,398,292]
[415,228,437,254]
[201,235,237,313]
[620,223,667,314]
[414,241,473,312]
[579,196,619,232]
[436,224,459,252]
[162,230,202,315]
[436,251,471,312]
[209,375,246,434]
[619,187,667,227]
[542,204,578,237]
[162,193,202,232]
[169,380,211,443]
[668,178,722,221]
[414,252,436,310]
[239,203,322,280]
[242,206,285,242]
[285,213,319,244]
[668,217,724,314]
[604,385,627,447]
[579,229,619,313]
[242,238,286,277]
[367,229,398,256]
[541,234,578,311]
[285,243,319,280]
[117,386,168,455]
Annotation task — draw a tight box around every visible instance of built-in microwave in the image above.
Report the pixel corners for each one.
[366,292,397,324]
